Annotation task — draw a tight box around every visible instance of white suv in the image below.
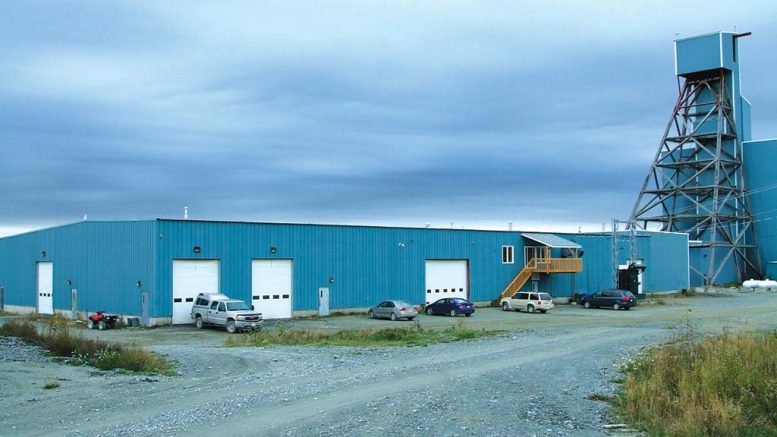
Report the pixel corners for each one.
[500,292,554,313]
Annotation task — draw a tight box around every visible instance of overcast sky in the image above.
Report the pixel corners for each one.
[1,1,776,237]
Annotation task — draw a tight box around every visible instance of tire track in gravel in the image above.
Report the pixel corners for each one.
[190,326,669,436]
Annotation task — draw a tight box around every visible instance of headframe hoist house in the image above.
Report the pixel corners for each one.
[0,219,690,325]
[630,31,777,286]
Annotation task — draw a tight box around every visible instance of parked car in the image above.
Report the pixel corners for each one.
[424,297,475,317]
[367,300,418,321]
[190,293,263,333]
[500,292,554,313]
[580,289,636,310]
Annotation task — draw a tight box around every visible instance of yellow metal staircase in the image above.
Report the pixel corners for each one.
[499,255,583,300]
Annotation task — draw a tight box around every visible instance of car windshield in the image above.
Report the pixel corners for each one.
[226,301,250,311]
[539,293,552,301]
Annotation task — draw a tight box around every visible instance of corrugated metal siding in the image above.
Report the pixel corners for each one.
[1,220,692,316]
[0,221,155,315]
[155,220,529,312]
[744,139,777,280]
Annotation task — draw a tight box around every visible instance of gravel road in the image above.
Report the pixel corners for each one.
[2,291,776,437]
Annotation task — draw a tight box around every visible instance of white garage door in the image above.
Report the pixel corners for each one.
[252,259,293,319]
[425,260,468,304]
[37,262,54,315]
[172,260,219,324]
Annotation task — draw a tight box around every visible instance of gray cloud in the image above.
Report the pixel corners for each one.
[1,1,776,236]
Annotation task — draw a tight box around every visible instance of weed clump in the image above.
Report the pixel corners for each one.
[615,330,777,436]
[0,319,172,375]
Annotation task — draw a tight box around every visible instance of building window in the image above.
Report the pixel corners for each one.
[502,245,514,264]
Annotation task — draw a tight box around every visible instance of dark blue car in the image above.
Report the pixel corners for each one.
[424,297,475,317]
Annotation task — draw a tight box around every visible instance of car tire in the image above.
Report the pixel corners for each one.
[539,309,547,314]
[624,306,631,311]
[465,313,471,317]
[449,309,456,317]
[390,312,397,321]
[501,302,510,311]
[195,316,203,329]
[226,320,237,334]
[426,307,434,316]
[98,320,107,330]
[368,310,375,319]
[613,303,621,311]
[527,305,535,314]
[408,317,416,321]
[87,319,94,329]
[584,301,591,309]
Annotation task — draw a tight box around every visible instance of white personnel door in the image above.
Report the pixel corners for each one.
[425,260,468,305]
[251,260,293,319]
[172,260,219,324]
[37,262,54,314]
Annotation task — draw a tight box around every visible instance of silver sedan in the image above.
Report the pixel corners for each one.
[367,300,418,321]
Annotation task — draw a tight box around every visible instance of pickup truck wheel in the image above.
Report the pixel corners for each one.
[226,320,237,334]
[195,316,203,329]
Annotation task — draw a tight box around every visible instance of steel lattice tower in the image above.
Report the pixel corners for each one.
[629,32,761,286]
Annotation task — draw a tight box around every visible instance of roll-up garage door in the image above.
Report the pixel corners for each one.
[172,260,219,324]
[251,259,293,319]
[37,262,54,315]
[425,260,468,304]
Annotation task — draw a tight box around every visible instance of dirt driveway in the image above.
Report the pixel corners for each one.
[2,292,776,437]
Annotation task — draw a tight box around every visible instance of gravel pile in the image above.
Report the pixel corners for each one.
[0,336,50,364]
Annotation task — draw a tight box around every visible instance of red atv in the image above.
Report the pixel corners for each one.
[87,311,120,330]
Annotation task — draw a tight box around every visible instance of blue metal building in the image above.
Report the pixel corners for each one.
[0,219,689,325]
[744,139,777,279]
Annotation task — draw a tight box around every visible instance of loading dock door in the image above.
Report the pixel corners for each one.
[37,262,54,315]
[425,260,468,305]
[172,260,219,324]
[251,260,293,319]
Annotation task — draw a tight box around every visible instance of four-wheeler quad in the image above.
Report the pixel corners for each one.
[87,311,121,330]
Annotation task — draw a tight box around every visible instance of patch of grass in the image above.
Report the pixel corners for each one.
[614,330,777,436]
[43,381,61,389]
[225,322,499,347]
[586,393,616,402]
[0,319,173,375]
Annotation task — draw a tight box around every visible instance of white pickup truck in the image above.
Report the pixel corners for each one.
[190,293,263,333]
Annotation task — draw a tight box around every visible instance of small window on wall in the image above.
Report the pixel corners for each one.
[502,245,514,264]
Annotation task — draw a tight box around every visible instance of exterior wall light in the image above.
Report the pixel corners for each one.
[41,250,46,258]
[270,247,278,254]
[66,279,72,286]
[136,280,142,288]
[329,276,335,284]
[193,246,201,254]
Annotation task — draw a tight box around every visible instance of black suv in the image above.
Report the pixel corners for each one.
[580,289,636,310]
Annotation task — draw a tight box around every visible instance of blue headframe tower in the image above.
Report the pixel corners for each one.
[630,31,761,286]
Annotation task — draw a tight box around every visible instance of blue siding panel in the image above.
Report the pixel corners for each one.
[1,220,691,318]
[744,139,777,277]
[0,221,155,315]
